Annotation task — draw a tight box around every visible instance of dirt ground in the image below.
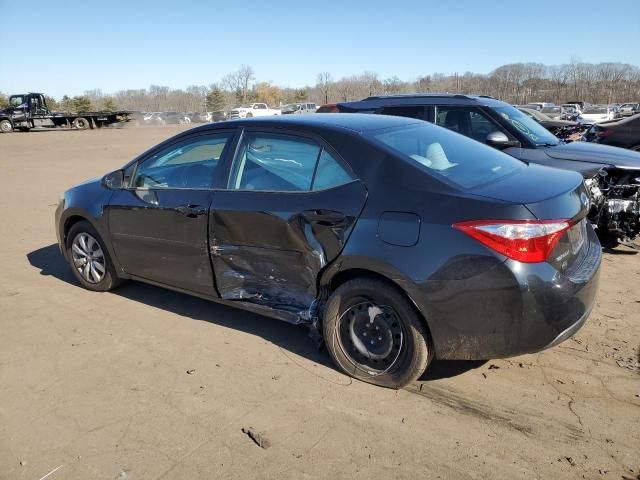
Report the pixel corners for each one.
[0,125,638,480]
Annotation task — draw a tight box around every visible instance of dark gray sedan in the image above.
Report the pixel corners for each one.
[56,114,601,388]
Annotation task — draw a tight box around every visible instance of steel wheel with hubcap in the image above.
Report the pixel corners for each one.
[323,277,432,389]
[0,120,13,133]
[66,220,122,292]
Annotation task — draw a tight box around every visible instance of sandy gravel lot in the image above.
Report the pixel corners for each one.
[0,125,638,480]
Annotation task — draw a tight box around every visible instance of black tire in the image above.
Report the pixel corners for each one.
[323,277,432,389]
[246,112,253,118]
[66,221,123,292]
[73,117,90,130]
[0,119,13,133]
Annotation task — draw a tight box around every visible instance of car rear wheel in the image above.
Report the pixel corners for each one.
[66,221,122,292]
[323,278,432,389]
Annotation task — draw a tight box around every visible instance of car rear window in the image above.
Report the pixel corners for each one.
[371,124,523,189]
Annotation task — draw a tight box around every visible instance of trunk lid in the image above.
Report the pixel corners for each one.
[470,163,592,274]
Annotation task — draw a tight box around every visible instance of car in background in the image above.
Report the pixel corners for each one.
[338,94,640,241]
[316,103,339,113]
[55,113,601,388]
[541,106,578,121]
[579,105,618,126]
[562,103,583,115]
[619,103,640,117]
[518,107,584,140]
[228,103,281,119]
[582,114,640,151]
[281,103,318,114]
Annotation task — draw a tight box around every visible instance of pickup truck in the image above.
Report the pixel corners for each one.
[0,92,130,133]
[227,103,281,119]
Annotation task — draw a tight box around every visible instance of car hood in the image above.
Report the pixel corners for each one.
[541,119,577,128]
[543,141,640,168]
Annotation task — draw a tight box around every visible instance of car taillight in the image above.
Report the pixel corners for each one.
[453,219,571,263]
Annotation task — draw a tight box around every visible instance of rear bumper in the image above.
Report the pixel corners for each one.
[419,228,601,360]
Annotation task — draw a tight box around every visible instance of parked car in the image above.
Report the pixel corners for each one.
[281,103,318,114]
[581,114,640,151]
[518,107,584,140]
[316,103,339,113]
[55,114,601,388]
[227,103,281,119]
[338,94,640,241]
[579,105,617,125]
[562,103,583,115]
[540,106,578,121]
[619,103,640,117]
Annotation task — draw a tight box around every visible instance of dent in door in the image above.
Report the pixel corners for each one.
[211,209,357,314]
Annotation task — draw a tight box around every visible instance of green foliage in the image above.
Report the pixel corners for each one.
[293,88,307,102]
[72,95,93,112]
[0,92,8,109]
[206,87,225,112]
[60,95,74,111]
[44,95,59,111]
[102,98,118,111]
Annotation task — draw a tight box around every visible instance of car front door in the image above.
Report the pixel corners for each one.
[106,130,236,295]
[435,106,516,145]
[209,129,367,318]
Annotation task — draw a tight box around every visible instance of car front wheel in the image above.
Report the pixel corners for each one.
[66,221,122,292]
[323,277,432,389]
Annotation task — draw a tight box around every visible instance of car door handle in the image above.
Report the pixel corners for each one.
[302,209,347,226]
[175,204,207,218]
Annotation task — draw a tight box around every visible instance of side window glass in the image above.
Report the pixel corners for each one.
[436,107,508,143]
[380,106,426,120]
[133,133,230,189]
[229,134,320,191]
[312,149,354,191]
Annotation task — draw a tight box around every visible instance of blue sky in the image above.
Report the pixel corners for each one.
[1,0,639,98]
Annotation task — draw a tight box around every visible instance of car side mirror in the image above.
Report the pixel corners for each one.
[486,131,519,149]
[102,169,124,189]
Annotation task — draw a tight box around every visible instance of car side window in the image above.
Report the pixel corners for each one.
[380,106,427,121]
[435,107,510,143]
[133,133,231,189]
[228,133,355,192]
[312,149,354,191]
[229,134,321,191]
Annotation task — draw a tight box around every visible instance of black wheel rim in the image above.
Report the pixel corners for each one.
[336,301,404,375]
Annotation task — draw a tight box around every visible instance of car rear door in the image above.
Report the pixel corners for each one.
[209,128,367,317]
[106,130,237,295]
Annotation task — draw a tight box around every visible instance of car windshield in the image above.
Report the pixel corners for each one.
[371,123,523,189]
[239,104,253,108]
[494,106,560,146]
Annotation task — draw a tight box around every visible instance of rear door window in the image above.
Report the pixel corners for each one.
[380,106,428,121]
[228,133,354,192]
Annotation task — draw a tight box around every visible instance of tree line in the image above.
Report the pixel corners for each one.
[1,60,639,113]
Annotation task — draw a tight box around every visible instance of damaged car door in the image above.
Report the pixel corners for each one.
[210,130,367,321]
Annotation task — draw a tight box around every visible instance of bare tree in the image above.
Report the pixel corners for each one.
[316,72,333,104]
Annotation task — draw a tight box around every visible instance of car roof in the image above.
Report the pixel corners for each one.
[193,113,422,134]
[338,93,510,110]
